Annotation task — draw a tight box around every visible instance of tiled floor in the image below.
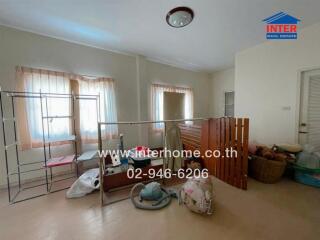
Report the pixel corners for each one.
[0,177,319,240]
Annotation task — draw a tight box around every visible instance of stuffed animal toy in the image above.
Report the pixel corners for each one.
[256,146,289,162]
[248,144,258,155]
[256,146,275,159]
[274,153,288,162]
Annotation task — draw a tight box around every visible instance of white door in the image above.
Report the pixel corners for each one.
[299,69,320,151]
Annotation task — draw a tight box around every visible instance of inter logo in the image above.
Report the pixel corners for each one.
[263,12,300,40]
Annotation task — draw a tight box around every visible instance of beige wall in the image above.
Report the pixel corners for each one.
[145,60,210,119]
[235,22,320,145]
[139,57,211,148]
[209,68,235,117]
[0,26,210,187]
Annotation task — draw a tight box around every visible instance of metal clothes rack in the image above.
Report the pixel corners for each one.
[0,88,100,204]
[97,118,208,206]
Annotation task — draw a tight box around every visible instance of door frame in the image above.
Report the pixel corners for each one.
[296,67,320,144]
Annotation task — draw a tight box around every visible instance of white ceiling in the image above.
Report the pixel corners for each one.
[1,0,320,72]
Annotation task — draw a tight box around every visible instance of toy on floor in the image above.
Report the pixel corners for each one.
[179,176,214,215]
[130,182,177,210]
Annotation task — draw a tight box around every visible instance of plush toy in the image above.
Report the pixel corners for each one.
[274,153,288,162]
[179,177,213,215]
[256,146,275,159]
[256,146,289,162]
[248,144,258,155]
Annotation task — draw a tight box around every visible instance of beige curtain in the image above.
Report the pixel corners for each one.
[78,77,118,143]
[15,67,118,150]
[16,67,71,150]
[151,83,194,130]
[16,68,32,150]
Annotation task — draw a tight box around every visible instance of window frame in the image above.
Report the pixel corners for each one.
[151,83,194,130]
[224,91,235,117]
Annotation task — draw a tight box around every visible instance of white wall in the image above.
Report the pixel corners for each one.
[209,68,235,117]
[0,26,210,187]
[235,22,320,145]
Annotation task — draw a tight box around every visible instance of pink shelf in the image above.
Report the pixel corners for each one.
[45,155,75,168]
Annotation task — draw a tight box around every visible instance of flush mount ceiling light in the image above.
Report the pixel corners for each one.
[166,7,194,28]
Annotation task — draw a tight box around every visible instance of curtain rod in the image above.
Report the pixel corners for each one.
[16,66,112,80]
[0,88,100,98]
[152,83,193,91]
[98,118,208,125]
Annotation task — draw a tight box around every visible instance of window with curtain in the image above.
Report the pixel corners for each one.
[16,67,71,149]
[151,84,194,130]
[78,78,118,142]
[16,67,118,149]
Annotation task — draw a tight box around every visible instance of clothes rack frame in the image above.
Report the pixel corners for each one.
[0,87,101,204]
[97,118,208,206]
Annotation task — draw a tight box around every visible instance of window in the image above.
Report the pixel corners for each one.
[16,67,118,149]
[78,78,118,142]
[21,68,71,144]
[225,91,234,117]
[151,84,193,130]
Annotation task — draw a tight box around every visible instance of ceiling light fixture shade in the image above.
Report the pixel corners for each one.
[166,7,194,28]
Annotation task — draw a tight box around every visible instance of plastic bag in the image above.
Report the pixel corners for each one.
[303,144,316,153]
[296,151,320,169]
[66,168,100,198]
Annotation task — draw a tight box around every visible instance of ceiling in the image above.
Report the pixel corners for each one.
[1,0,320,72]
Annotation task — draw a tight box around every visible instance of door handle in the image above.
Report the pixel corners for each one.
[299,131,308,134]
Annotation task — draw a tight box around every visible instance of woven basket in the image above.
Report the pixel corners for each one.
[249,155,286,183]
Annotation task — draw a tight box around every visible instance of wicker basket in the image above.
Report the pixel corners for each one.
[249,155,287,183]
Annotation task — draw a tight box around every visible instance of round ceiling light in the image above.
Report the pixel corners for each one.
[166,7,194,28]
